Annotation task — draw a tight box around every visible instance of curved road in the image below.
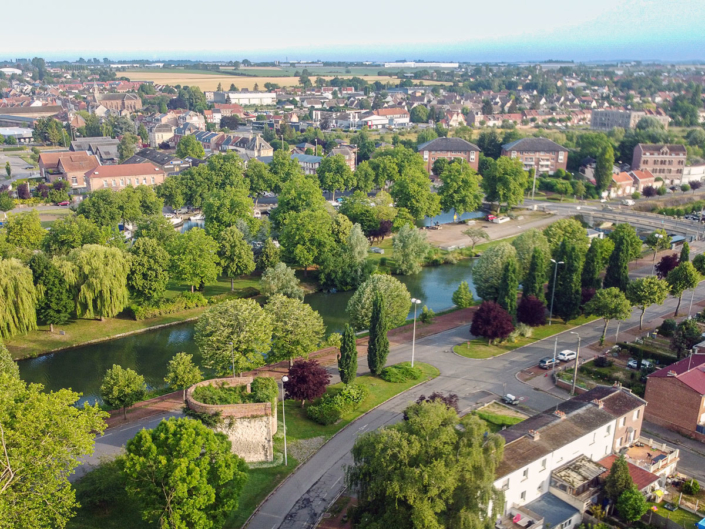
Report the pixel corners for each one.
[248,276,705,529]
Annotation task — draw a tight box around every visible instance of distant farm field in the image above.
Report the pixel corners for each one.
[123,69,451,91]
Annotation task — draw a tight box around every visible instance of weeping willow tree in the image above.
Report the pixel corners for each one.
[64,245,131,320]
[0,258,37,339]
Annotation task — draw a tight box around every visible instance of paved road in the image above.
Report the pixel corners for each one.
[248,277,705,529]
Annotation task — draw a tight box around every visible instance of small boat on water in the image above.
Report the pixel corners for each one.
[190,213,205,221]
[169,217,184,227]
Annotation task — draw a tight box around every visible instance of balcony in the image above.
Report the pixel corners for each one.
[624,437,679,477]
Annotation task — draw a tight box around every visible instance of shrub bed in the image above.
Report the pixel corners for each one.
[476,411,524,428]
[380,362,423,383]
[618,342,677,366]
[306,384,370,425]
[192,377,277,407]
[128,292,208,320]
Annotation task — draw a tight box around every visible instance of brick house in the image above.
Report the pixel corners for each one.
[626,169,657,192]
[631,144,687,185]
[84,163,166,192]
[501,137,568,175]
[417,137,480,173]
[38,151,100,191]
[95,93,142,112]
[330,146,356,171]
[644,354,705,442]
[609,172,636,197]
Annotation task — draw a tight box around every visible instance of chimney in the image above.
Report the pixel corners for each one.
[591,399,604,409]
[528,430,540,441]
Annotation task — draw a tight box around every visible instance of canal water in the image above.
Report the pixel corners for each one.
[19,258,477,405]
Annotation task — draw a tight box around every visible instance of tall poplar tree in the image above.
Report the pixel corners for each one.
[604,235,631,292]
[680,240,690,263]
[367,292,389,376]
[582,238,603,289]
[338,323,358,384]
[29,254,73,333]
[549,241,583,322]
[594,144,614,193]
[497,258,519,315]
[523,247,547,303]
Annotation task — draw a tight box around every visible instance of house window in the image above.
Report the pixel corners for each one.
[541,459,547,471]
[558,151,565,162]
[522,469,529,481]
[151,177,155,184]
[112,179,117,187]
[511,151,517,158]
[143,178,147,185]
[616,437,623,448]
[470,151,476,162]
[71,177,77,185]
[620,417,626,427]
[520,491,526,501]
[103,180,108,188]
[633,409,640,421]
[591,433,596,445]
[120,178,125,186]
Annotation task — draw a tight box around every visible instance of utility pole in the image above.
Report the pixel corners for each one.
[570,332,581,396]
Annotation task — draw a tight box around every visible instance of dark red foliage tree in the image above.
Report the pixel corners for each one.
[655,253,679,279]
[17,183,31,200]
[581,288,597,307]
[404,392,459,420]
[516,296,547,327]
[690,181,702,192]
[470,301,514,344]
[642,185,657,197]
[283,359,331,407]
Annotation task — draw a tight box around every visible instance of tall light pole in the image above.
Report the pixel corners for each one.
[552,337,558,377]
[570,331,581,396]
[281,375,289,466]
[410,298,422,367]
[228,341,235,378]
[549,259,565,325]
[689,286,697,318]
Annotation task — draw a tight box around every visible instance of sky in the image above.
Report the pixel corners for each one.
[4,0,705,62]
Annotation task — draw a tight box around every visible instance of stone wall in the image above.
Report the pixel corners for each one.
[186,377,277,462]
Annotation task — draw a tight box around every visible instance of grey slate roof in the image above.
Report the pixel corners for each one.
[417,137,480,152]
[525,493,580,528]
[502,137,568,152]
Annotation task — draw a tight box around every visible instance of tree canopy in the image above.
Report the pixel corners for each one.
[437,161,483,216]
[347,274,412,330]
[168,228,221,292]
[0,258,37,339]
[265,294,325,366]
[472,242,518,301]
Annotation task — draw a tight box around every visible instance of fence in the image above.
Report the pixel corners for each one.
[642,510,700,529]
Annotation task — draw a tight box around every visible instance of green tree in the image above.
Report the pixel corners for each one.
[543,218,589,255]
[694,253,705,275]
[473,242,518,301]
[195,298,273,375]
[609,224,643,261]
[462,226,489,252]
[260,262,303,300]
[176,134,206,159]
[627,276,670,329]
[100,364,146,419]
[645,229,671,271]
[671,318,702,359]
[523,247,548,303]
[680,240,691,263]
[2,210,45,249]
[202,186,253,239]
[0,191,15,212]
[482,156,528,210]
[122,417,248,529]
[585,287,633,345]
[549,240,583,322]
[667,261,700,316]
[410,105,429,123]
[218,226,255,291]
[76,189,122,227]
[168,228,221,292]
[338,323,358,384]
[279,209,333,275]
[617,486,648,523]
[0,258,37,339]
[0,339,19,378]
[346,400,504,529]
[497,258,519,315]
[128,237,170,301]
[118,132,139,162]
[41,214,101,255]
[256,237,281,272]
[137,123,148,143]
[265,294,325,366]
[604,234,632,292]
[437,161,483,216]
[64,245,131,320]
[604,454,633,501]
[317,154,354,201]
[353,160,376,193]
[581,237,614,289]
[271,173,326,227]
[393,224,430,275]
[164,352,203,401]
[367,292,390,375]
[390,168,441,220]
[347,274,412,330]
[0,373,107,529]
[5,161,10,178]
[244,159,277,205]
[29,254,73,333]
[594,144,615,193]
[512,229,550,279]
[452,281,474,308]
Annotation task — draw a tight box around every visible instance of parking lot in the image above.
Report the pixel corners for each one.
[0,153,37,181]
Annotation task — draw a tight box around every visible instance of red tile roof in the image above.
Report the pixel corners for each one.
[648,354,705,395]
[373,108,409,117]
[613,172,634,184]
[599,455,660,491]
[84,163,164,179]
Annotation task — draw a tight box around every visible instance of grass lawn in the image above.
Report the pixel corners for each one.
[646,502,702,529]
[453,316,596,359]
[69,363,439,529]
[6,275,261,359]
[473,235,519,254]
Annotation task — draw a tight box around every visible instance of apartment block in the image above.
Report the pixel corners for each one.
[591,109,670,131]
[632,144,687,184]
[418,137,480,173]
[501,137,568,175]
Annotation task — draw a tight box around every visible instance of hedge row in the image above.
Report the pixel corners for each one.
[380,363,423,383]
[306,384,370,425]
[127,292,209,320]
[617,342,678,366]
[658,200,705,217]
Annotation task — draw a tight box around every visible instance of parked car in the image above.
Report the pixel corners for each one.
[539,357,557,369]
[557,350,577,362]
[502,394,520,405]
[57,201,70,207]
[621,199,635,206]
[627,359,653,370]
[370,247,384,254]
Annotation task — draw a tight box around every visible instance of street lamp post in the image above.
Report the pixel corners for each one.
[570,332,581,396]
[228,341,235,378]
[689,287,697,318]
[552,337,558,377]
[281,375,289,466]
[549,259,565,325]
[615,321,621,343]
[410,298,422,367]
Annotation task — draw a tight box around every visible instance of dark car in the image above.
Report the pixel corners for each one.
[501,394,520,405]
